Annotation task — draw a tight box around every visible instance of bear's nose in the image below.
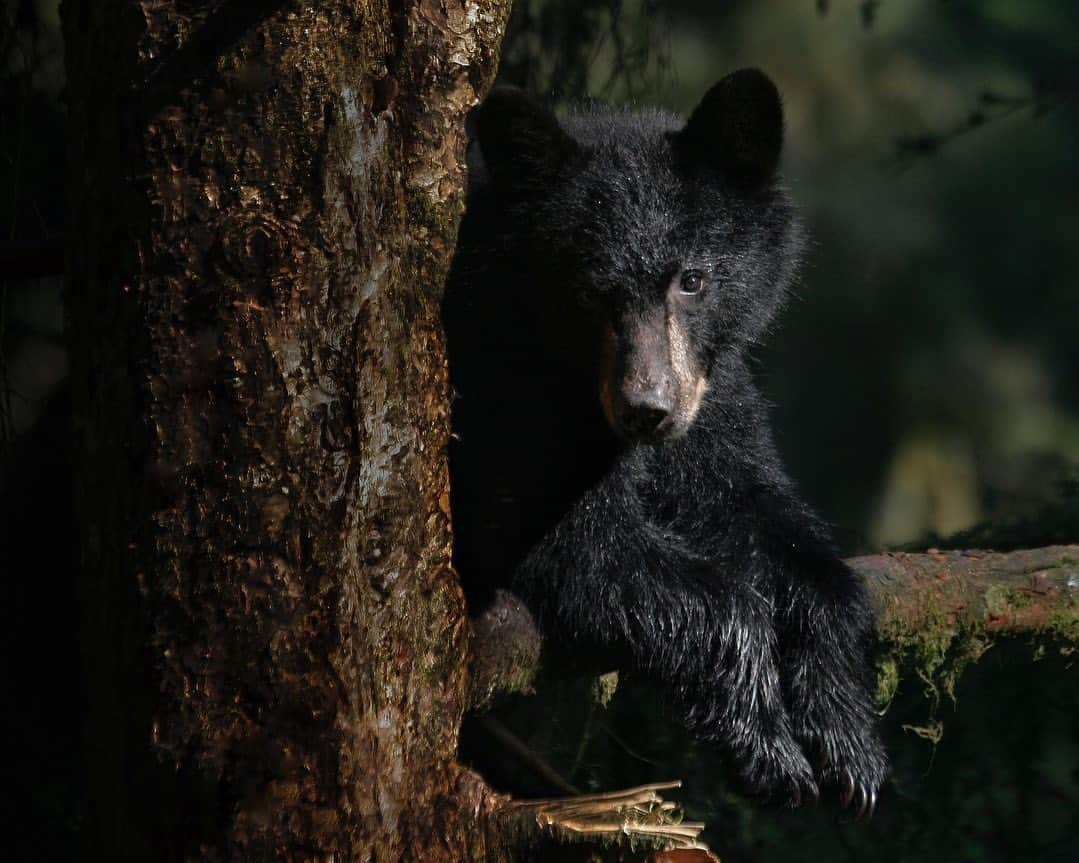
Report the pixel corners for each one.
[622,383,674,437]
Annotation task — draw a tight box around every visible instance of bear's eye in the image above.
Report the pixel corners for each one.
[680,271,706,296]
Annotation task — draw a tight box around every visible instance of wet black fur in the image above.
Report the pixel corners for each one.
[444,70,888,809]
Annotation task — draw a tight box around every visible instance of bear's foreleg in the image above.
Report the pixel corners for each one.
[511,466,818,806]
[776,557,889,816]
[732,484,890,814]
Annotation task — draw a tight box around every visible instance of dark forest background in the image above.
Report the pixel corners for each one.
[2,1,1076,860]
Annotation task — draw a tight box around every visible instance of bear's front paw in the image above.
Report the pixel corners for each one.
[737,731,819,809]
[799,721,889,817]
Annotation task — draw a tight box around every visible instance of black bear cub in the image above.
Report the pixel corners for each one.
[444,69,888,812]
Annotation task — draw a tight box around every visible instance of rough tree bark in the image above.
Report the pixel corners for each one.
[63,1,519,859]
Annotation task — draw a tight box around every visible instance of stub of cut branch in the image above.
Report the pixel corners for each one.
[469,589,542,710]
[502,781,710,855]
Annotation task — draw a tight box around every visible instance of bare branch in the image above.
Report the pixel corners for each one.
[498,781,710,858]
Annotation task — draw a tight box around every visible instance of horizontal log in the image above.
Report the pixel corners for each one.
[854,545,1077,643]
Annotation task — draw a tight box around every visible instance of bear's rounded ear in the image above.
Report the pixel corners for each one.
[475,86,580,196]
[677,68,784,189]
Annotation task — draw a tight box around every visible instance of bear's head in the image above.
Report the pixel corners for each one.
[475,69,803,441]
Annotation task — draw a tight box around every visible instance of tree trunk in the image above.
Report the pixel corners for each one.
[63,1,512,859]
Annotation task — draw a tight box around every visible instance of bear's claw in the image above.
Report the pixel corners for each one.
[839,769,855,808]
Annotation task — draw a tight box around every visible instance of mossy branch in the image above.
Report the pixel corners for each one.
[854,545,1077,643]
[858,544,1077,712]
